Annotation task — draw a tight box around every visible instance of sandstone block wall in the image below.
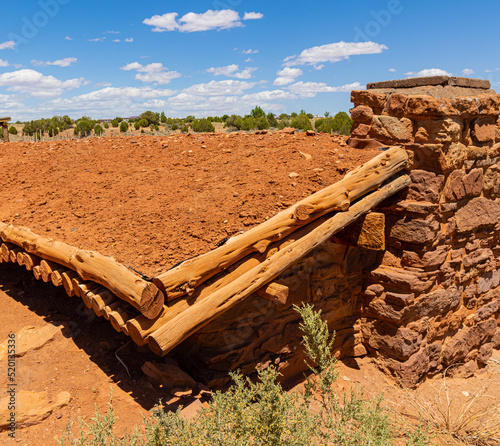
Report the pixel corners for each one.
[175,242,376,388]
[351,79,500,385]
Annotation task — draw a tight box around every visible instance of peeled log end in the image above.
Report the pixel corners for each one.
[140,284,165,320]
[148,334,169,357]
[125,319,150,346]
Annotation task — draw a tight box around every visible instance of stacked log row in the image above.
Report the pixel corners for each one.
[0,241,137,336]
[0,223,164,319]
[1,146,410,356]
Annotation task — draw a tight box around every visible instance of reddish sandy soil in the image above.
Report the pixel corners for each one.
[0,132,378,277]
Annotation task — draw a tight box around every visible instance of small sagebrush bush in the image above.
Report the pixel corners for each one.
[59,304,430,446]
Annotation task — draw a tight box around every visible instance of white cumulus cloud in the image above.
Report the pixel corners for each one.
[462,68,474,76]
[125,38,134,43]
[389,68,396,72]
[284,41,388,67]
[31,57,77,67]
[183,80,257,96]
[120,62,181,85]
[206,64,257,79]
[241,49,258,54]
[405,68,452,77]
[0,41,15,50]
[143,9,245,33]
[243,12,263,20]
[0,59,9,67]
[273,67,303,86]
[286,81,362,98]
[0,69,87,98]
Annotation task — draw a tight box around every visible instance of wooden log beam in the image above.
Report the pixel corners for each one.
[154,147,409,300]
[1,242,16,262]
[51,268,69,287]
[61,270,79,297]
[125,213,333,346]
[23,252,41,271]
[331,212,385,251]
[10,247,23,264]
[16,251,25,266]
[108,307,134,334]
[255,282,289,305]
[148,174,410,356]
[33,265,42,280]
[89,290,117,317]
[0,224,164,319]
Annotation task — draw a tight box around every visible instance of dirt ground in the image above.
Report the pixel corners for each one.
[0,132,378,277]
[0,264,499,445]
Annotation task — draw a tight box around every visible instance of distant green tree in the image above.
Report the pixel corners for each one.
[120,121,129,133]
[137,119,149,128]
[139,111,160,126]
[267,112,278,128]
[225,114,243,130]
[160,111,167,123]
[74,120,93,137]
[171,123,178,131]
[279,113,289,120]
[240,116,257,131]
[111,119,119,128]
[192,118,215,133]
[251,106,266,119]
[181,125,189,133]
[48,125,59,137]
[291,112,298,118]
[104,122,109,129]
[94,124,104,136]
[324,111,330,117]
[314,112,354,135]
[290,113,313,131]
[256,117,270,130]
[134,121,141,130]
[221,114,229,122]
[184,115,195,123]
[331,111,353,135]
[8,126,17,135]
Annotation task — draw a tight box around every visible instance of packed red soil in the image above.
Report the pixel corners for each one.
[0,132,379,277]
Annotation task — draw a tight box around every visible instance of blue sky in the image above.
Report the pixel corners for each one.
[0,0,499,121]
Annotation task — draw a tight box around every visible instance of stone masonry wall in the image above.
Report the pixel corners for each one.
[351,77,500,386]
[174,242,376,388]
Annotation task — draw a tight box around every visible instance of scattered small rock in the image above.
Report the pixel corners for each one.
[289,172,299,179]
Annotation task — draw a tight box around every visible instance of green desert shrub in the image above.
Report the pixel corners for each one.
[119,121,129,133]
[8,126,17,135]
[191,119,215,133]
[94,124,104,136]
[74,120,93,137]
[290,113,313,131]
[59,305,430,446]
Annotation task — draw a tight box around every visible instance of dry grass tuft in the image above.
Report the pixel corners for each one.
[392,360,500,445]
